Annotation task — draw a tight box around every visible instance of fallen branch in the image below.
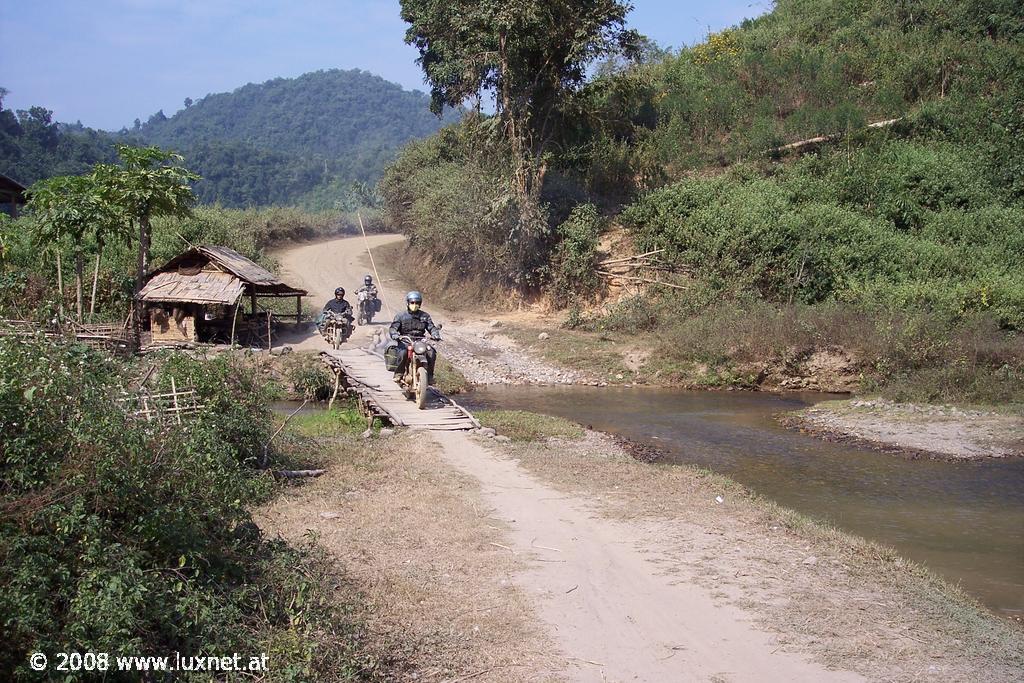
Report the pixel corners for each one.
[273,469,326,479]
[596,271,691,290]
[598,248,665,266]
[770,117,902,156]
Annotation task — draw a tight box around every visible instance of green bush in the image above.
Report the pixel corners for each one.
[0,339,367,680]
[549,204,604,305]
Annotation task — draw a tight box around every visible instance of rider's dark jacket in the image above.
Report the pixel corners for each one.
[389,309,439,340]
[322,297,353,318]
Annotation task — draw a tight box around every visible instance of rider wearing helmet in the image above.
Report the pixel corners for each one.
[388,290,442,381]
[318,286,353,328]
[356,274,376,295]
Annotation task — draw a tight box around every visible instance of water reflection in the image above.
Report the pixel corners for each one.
[463,385,1024,616]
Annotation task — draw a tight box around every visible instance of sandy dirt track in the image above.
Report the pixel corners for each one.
[265,235,875,681]
[433,430,862,682]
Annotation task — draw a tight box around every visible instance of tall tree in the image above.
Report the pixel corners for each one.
[26,174,123,321]
[96,145,198,337]
[400,0,639,201]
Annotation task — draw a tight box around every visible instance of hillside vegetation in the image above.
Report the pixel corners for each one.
[381,0,1024,403]
[136,69,457,208]
[2,70,456,209]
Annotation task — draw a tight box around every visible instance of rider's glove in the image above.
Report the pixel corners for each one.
[431,330,442,341]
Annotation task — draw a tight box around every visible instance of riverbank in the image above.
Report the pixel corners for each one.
[258,406,1024,681]
[782,398,1024,460]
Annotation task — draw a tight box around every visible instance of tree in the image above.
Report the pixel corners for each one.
[96,145,198,337]
[26,174,124,321]
[400,0,639,202]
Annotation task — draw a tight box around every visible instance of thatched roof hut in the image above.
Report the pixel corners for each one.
[0,173,27,218]
[138,245,306,345]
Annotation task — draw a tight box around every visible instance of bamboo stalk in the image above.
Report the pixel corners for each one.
[596,271,691,290]
[597,249,665,266]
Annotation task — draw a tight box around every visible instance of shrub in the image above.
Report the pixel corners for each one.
[549,204,604,305]
[0,339,367,679]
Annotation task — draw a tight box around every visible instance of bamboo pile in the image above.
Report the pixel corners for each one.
[596,249,691,291]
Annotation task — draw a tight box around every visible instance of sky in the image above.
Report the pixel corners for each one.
[0,1,768,132]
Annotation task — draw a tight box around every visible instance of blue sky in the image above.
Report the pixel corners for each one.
[0,1,767,131]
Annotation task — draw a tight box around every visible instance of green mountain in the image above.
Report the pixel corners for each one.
[135,69,457,208]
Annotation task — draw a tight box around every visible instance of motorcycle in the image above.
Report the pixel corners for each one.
[390,330,441,409]
[319,311,353,350]
[356,289,380,325]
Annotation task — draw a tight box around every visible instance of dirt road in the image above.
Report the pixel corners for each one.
[265,235,880,681]
[433,430,862,682]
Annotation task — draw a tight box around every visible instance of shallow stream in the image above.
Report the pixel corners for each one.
[460,385,1024,617]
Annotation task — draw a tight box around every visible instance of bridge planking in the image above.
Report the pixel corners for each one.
[321,348,479,430]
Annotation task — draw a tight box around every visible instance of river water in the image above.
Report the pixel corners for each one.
[460,385,1024,617]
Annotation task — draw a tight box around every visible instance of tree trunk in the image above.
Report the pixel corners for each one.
[133,215,151,348]
[74,248,84,323]
[90,244,102,319]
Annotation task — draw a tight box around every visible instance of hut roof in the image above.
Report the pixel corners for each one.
[139,270,246,305]
[138,245,306,304]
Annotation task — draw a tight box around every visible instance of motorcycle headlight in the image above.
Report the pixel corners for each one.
[412,341,428,355]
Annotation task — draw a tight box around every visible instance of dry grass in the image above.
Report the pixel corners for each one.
[502,429,1024,682]
[257,424,561,681]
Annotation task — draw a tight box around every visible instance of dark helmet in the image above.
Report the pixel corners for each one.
[334,287,345,297]
[405,290,423,305]
[364,274,373,285]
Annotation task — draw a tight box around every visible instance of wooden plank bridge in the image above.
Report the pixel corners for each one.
[321,348,480,431]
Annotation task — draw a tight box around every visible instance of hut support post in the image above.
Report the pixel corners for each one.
[296,295,302,323]
[230,302,239,348]
[266,311,272,352]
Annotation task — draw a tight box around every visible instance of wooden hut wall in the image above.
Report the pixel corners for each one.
[150,304,197,342]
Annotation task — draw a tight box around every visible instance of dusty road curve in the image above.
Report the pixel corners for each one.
[270,234,863,681]
[271,233,408,351]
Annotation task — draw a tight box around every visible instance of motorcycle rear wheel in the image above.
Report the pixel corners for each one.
[415,366,428,409]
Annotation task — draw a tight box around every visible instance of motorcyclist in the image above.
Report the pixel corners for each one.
[355,274,377,298]
[355,274,379,321]
[317,286,353,331]
[388,290,441,382]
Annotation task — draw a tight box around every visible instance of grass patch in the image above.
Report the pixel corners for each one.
[286,406,368,438]
[433,357,469,395]
[476,409,584,441]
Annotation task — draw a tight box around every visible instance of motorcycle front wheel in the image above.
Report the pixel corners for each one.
[415,366,429,409]
[332,327,342,350]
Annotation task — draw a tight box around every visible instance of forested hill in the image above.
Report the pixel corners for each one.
[133,68,457,208]
[1,69,456,208]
